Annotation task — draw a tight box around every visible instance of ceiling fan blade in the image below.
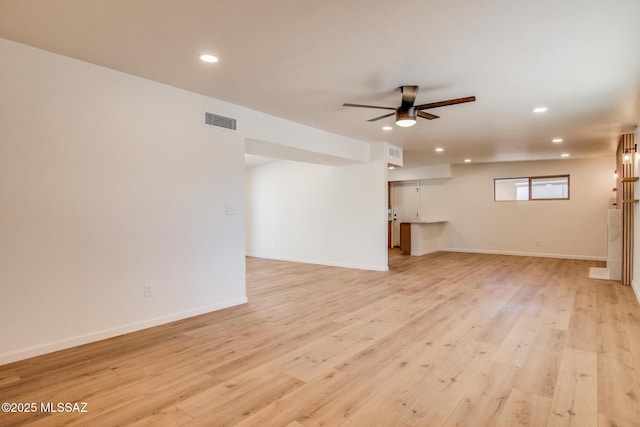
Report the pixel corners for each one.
[343,103,396,111]
[417,111,439,120]
[367,112,396,122]
[415,96,476,110]
[400,85,419,108]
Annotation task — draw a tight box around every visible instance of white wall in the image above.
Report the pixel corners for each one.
[389,164,451,181]
[437,158,614,259]
[245,159,388,271]
[0,39,249,364]
[417,179,449,221]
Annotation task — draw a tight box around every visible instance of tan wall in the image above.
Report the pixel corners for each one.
[436,158,614,259]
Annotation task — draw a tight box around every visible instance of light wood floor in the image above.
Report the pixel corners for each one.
[2,250,640,426]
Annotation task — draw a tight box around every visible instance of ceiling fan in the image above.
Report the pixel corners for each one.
[343,85,476,127]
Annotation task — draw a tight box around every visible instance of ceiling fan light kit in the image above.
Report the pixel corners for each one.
[343,85,476,127]
[395,107,417,127]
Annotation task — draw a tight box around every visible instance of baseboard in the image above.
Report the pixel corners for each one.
[441,247,606,262]
[246,252,389,272]
[247,247,603,269]
[410,248,440,257]
[632,280,640,303]
[0,296,247,366]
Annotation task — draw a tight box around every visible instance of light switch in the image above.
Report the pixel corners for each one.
[225,204,238,215]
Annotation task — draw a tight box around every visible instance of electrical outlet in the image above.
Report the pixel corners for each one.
[225,204,238,215]
[144,285,152,297]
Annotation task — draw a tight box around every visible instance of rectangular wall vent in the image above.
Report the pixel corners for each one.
[204,112,237,131]
[389,148,401,158]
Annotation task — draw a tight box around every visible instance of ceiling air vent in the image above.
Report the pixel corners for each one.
[204,112,237,131]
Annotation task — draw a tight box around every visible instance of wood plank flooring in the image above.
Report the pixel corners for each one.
[1,250,640,426]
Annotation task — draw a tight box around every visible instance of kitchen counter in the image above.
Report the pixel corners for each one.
[400,220,448,256]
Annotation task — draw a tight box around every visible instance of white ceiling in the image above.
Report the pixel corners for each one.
[1,0,639,167]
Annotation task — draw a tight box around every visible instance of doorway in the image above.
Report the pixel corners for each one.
[389,181,420,247]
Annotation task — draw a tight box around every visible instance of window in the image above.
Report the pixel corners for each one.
[494,178,529,201]
[494,175,569,201]
[530,176,569,199]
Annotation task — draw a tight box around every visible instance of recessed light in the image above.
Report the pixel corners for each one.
[435,147,444,152]
[464,159,471,163]
[200,54,219,63]
[533,107,548,113]
[552,138,563,143]
[382,126,393,131]
[561,153,570,158]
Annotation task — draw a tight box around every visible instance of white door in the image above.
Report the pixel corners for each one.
[391,182,420,247]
